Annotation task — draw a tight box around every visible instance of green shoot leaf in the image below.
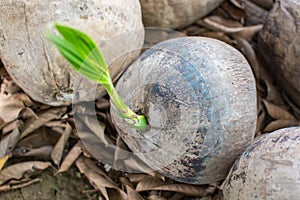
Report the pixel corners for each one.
[46,23,109,84]
[46,23,147,130]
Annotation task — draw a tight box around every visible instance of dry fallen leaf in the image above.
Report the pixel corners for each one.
[0,94,25,124]
[230,0,243,8]
[0,128,20,170]
[56,141,83,174]
[256,110,266,135]
[282,93,300,120]
[45,120,68,128]
[182,25,206,36]
[17,126,60,149]
[136,176,216,197]
[0,127,20,157]
[146,184,216,197]
[51,123,72,165]
[264,81,286,106]
[79,114,108,145]
[81,157,115,183]
[263,100,297,121]
[263,120,299,133]
[12,93,34,107]
[206,15,244,28]
[119,176,135,189]
[0,161,51,185]
[201,31,233,45]
[78,130,116,167]
[0,154,9,171]
[120,177,145,200]
[19,107,38,120]
[198,16,262,41]
[76,156,128,200]
[126,185,145,200]
[0,79,20,95]
[135,176,166,192]
[128,173,165,184]
[128,174,154,183]
[222,1,246,20]
[20,106,67,138]
[167,193,186,200]
[12,145,53,160]
[1,120,21,135]
[113,136,155,175]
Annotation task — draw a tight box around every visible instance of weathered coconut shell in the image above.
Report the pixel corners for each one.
[0,0,144,106]
[258,0,300,108]
[140,0,225,29]
[111,37,257,184]
[222,127,300,199]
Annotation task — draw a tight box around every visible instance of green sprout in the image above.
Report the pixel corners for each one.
[46,23,147,130]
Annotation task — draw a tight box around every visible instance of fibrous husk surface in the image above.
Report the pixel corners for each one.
[0,0,144,106]
[222,126,300,200]
[111,36,257,185]
[258,0,300,108]
[140,0,225,29]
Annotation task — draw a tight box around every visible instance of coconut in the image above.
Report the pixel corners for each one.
[110,37,257,184]
[0,0,144,106]
[139,0,225,29]
[222,127,300,199]
[258,0,300,108]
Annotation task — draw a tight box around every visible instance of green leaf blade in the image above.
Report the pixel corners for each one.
[54,24,95,57]
[54,24,108,71]
[46,23,148,130]
[46,23,109,83]
[47,34,84,70]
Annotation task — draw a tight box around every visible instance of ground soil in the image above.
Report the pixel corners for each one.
[0,168,98,200]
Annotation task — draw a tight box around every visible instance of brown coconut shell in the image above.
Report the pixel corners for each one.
[258,0,300,108]
[222,126,300,199]
[111,37,257,184]
[140,0,225,29]
[0,0,144,106]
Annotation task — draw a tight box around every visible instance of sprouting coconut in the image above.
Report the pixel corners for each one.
[222,127,300,199]
[47,24,257,184]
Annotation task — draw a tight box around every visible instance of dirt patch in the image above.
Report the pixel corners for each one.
[0,167,98,200]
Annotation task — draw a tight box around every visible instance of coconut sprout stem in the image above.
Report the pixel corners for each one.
[106,80,147,130]
[46,23,147,130]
